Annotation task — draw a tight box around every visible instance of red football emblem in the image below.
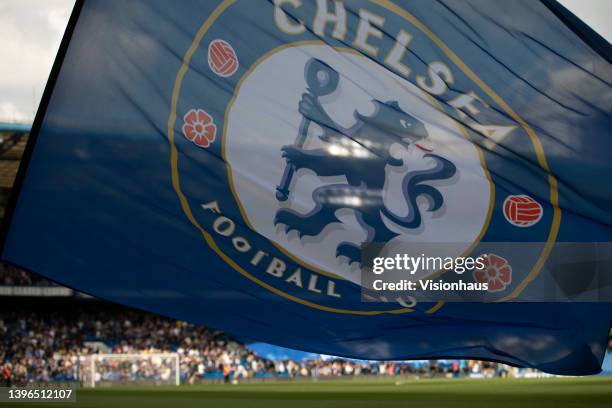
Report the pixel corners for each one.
[474,254,512,292]
[208,39,239,77]
[503,195,543,227]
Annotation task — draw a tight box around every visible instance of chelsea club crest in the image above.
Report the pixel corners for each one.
[167,0,560,314]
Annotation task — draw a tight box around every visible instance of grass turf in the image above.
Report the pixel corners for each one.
[13,377,612,408]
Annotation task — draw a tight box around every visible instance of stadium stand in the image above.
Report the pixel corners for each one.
[0,123,29,220]
[3,265,610,385]
[0,264,53,286]
[0,297,522,386]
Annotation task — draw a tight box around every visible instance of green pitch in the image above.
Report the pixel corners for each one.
[16,377,612,408]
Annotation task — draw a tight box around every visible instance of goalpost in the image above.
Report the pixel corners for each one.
[80,353,180,388]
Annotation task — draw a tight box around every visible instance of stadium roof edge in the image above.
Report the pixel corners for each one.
[0,123,32,133]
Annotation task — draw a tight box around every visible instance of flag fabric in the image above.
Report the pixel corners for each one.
[1,0,611,375]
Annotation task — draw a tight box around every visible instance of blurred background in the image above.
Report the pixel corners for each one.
[1,0,611,387]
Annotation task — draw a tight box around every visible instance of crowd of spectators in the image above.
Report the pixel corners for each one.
[1,267,610,385]
[0,309,263,385]
[0,308,540,386]
[0,264,53,286]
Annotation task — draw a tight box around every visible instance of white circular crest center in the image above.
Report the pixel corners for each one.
[225,45,491,284]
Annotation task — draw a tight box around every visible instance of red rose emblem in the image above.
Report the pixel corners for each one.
[474,254,512,292]
[182,109,217,148]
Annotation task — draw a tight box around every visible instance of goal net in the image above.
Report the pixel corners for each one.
[79,353,180,387]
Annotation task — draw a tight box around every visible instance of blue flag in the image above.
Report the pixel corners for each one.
[1,0,611,375]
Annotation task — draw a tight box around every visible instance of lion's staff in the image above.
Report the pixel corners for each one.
[275,58,339,202]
